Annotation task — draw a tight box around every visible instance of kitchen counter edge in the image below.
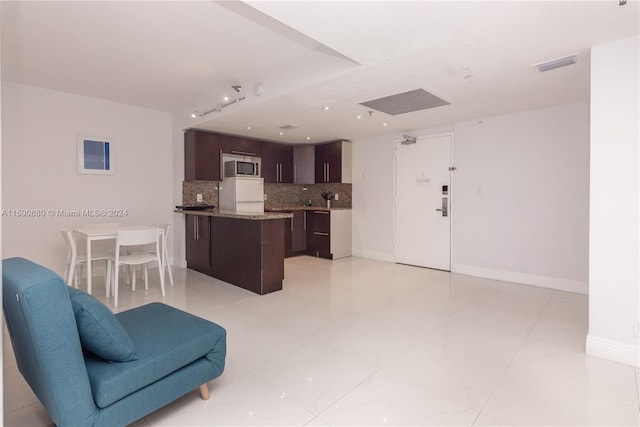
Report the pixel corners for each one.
[265,206,352,212]
[174,210,293,220]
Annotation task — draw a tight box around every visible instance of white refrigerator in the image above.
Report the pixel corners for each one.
[219,177,264,214]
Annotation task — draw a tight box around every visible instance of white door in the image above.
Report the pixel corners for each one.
[395,134,452,270]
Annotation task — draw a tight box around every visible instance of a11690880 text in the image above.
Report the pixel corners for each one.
[1,208,128,218]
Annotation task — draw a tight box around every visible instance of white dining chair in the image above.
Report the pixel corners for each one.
[60,229,112,291]
[107,228,165,308]
[159,224,174,287]
[126,224,174,287]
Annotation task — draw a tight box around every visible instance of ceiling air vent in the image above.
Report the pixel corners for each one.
[532,53,578,72]
[279,124,298,131]
[360,88,449,115]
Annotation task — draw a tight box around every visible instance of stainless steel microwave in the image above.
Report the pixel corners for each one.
[224,159,260,177]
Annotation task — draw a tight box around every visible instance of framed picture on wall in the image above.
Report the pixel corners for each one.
[77,135,114,175]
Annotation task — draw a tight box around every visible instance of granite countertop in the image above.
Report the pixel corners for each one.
[265,206,352,212]
[174,209,292,220]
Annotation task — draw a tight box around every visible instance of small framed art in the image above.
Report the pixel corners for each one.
[77,136,114,175]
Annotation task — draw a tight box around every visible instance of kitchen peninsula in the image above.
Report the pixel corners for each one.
[177,209,292,295]
[181,129,353,295]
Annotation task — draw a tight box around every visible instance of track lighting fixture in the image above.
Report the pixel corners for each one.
[190,84,247,119]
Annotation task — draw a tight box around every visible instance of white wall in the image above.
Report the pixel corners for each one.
[171,116,187,268]
[587,35,639,367]
[453,103,590,292]
[352,103,590,293]
[0,4,4,414]
[1,82,173,274]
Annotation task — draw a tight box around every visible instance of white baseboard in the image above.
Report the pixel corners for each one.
[452,264,588,294]
[586,335,640,367]
[351,249,395,263]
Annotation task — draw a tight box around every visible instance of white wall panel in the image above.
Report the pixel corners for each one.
[2,82,173,274]
[352,103,590,293]
[587,35,639,367]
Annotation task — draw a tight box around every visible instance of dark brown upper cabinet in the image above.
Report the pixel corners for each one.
[262,142,293,183]
[184,130,222,181]
[220,134,262,157]
[315,141,352,183]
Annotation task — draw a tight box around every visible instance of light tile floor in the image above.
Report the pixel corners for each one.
[4,256,639,426]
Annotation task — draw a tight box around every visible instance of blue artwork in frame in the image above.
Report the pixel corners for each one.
[77,136,114,175]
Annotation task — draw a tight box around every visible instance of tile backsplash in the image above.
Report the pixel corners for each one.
[182,181,218,206]
[264,183,352,209]
[182,181,351,209]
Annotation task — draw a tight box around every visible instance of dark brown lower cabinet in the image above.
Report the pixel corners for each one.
[210,217,284,295]
[185,214,212,274]
[306,210,332,259]
[285,210,307,257]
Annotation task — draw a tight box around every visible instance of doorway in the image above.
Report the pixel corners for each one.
[395,134,452,270]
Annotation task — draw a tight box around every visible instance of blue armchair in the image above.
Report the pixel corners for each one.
[2,257,226,427]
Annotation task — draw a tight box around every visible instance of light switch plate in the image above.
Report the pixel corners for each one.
[196,194,203,202]
[335,194,339,200]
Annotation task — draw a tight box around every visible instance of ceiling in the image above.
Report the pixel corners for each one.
[2,1,638,144]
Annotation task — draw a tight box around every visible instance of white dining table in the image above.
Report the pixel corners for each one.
[73,225,161,295]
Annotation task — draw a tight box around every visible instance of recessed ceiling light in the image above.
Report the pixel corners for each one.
[279,132,284,136]
[323,106,330,111]
[223,96,230,102]
[245,126,252,130]
[356,115,362,119]
[383,122,388,126]
[306,136,311,140]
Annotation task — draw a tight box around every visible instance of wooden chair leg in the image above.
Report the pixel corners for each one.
[199,383,209,400]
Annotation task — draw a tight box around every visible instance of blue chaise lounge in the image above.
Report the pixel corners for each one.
[2,257,226,427]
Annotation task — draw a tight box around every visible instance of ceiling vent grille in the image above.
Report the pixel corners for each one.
[532,53,578,72]
[360,88,449,115]
[278,124,298,130]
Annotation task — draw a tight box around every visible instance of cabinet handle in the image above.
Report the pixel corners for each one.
[327,163,330,182]
[231,150,257,156]
[279,163,282,182]
[294,165,297,183]
[313,211,329,214]
[304,212,307,230]
[313,232,329,236]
